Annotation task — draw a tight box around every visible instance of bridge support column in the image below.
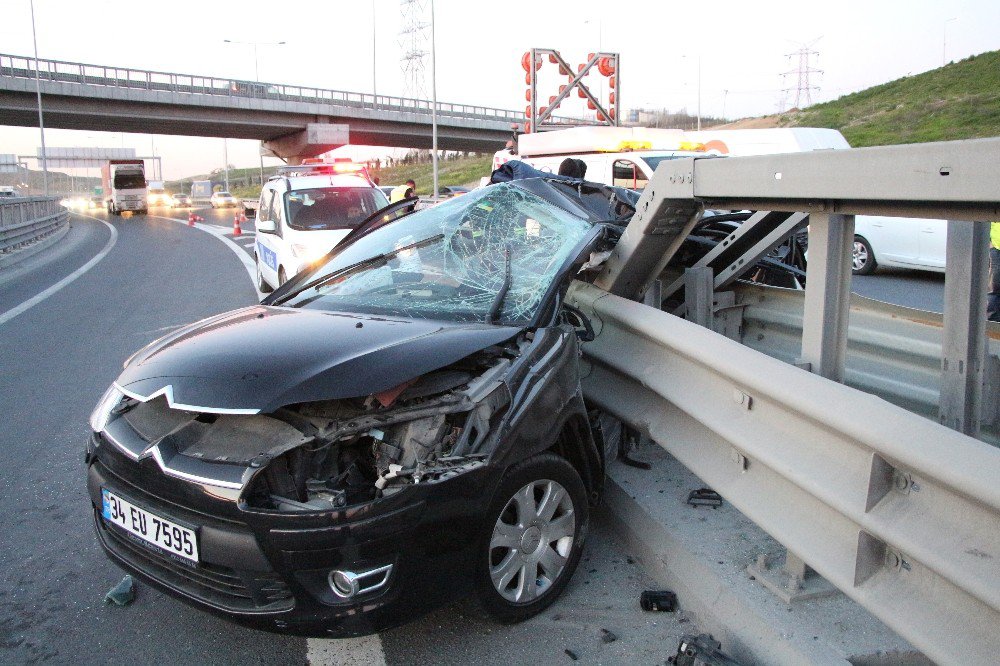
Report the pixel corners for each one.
[261,123,349,163]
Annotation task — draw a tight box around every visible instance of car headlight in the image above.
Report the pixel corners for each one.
[89,385,125,432]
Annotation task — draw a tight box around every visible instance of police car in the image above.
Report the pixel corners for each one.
[254,160,389,292]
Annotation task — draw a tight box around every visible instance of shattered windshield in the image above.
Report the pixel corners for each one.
[277,183,592,325]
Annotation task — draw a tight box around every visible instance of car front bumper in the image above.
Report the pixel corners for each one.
[86,434,494,636]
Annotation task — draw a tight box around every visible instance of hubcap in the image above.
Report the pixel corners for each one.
[852,240,868,271]
[489,479,575,604]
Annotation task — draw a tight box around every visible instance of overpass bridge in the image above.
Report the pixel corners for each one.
[0,53,523,161]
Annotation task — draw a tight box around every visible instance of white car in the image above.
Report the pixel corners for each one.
[853,217,946,275]
[254,165,389,292]
[210,191,239,208]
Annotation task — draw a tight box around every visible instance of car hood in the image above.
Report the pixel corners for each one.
[116,306,521,413]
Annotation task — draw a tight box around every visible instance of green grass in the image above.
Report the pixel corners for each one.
[783,51,1000,146]
[373,155,494,195]
[168,155,495,200]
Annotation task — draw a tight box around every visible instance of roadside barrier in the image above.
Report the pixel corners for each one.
[0,196,69,265]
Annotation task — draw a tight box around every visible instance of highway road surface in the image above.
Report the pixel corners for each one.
[0,207,695,665]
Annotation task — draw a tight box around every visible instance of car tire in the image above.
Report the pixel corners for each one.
[853,235,877,275]
[475,452,588,624]
[256,255,273,293]
[278,267,287,287]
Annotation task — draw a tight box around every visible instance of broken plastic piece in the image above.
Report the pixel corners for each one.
[104,575,135,606]
[668,634,743,665]
[640,590,677,612]
[600,628,618,644]
[686,488,723,508]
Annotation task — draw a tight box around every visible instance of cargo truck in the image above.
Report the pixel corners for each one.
[102,160,147,215]
[190,180,213,202]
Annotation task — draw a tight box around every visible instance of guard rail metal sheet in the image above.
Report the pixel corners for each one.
[567,280,1000,665]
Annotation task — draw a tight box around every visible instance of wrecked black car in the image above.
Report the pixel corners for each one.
[86,175,636,636]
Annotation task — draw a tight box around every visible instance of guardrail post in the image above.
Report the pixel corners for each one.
[939,220,990,436]
[799,213,855,381]
[684,267,713,327]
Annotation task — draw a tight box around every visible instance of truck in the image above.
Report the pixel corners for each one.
[190,180,213,202]
[146,180,171,207]
[493,126,850,190]
[101,160,147,215]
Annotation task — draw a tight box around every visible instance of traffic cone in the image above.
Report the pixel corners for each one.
[239,212,248,224]
[233,214,242,237]
[187,212,195,226]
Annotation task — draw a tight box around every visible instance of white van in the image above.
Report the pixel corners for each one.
[254,163,389,292]
[494,126,852,190]
[495,126,706,190]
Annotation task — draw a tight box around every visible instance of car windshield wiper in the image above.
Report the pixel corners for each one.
[486,244,512,325]
[273,234,444,305]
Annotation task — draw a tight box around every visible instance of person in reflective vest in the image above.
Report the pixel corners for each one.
[989,221,1000,322]
[390,180,416,203]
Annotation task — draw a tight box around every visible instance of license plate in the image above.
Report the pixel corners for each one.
[102,488,199,564]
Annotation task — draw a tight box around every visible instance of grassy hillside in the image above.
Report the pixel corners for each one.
[374,155,493,195]
[782,51,1000,146]
[166,155,494,199]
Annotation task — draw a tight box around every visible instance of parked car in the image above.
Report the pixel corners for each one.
[86,175,638,637]
[210,191,240,208]
[437,185,471,198]
[171,193,192,208]
[852,217,946,275]
[254,164,388,291]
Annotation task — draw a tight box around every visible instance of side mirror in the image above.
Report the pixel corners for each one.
[257,219,277,234]
[562,303,595,342]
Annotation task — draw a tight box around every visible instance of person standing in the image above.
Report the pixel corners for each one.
[989,221,1000,322]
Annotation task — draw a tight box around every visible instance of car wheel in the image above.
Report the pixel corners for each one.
[256,255,273,293]
[852,236,877,275]
[278,267,287,287]
[475,452,588,623]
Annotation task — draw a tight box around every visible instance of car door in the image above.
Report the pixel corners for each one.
[917,218,947,269]
[255,187,281,285]
[859,216,921,266]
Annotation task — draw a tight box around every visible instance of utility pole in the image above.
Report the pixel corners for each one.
[29,0,48,196]
[943,17,957,66]
[223,139,229,192]
[430,0,438,200]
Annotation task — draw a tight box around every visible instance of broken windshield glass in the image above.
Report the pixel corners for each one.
[278,183,592,325]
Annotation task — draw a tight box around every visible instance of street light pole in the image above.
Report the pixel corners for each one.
[223,39,286,82]
[430,0,438,200]
[697,55,702,131]
[29,0,48,196]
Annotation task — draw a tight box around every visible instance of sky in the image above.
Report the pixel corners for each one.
[0,0,998,181]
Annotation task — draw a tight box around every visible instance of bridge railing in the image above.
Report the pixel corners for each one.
[0,53,525,125]
[0,196,69,262]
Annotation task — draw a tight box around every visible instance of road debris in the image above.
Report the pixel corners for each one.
[686,488,723,508]
[640,590,677,612]
[104,575,135,606]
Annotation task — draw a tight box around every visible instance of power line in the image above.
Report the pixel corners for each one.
[399,0,429,100]
[780,38,823,111]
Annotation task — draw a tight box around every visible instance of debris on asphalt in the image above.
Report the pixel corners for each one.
[686,488,723,508]
[668,633,743,665]
[640,589,678,612]
[600,628,618,644]
[104,575,135,606]
[564,648,579,661]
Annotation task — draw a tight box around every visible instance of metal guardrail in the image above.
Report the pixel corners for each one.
[0,197,68,257]
[569,281,1000,665]
[0,53,525,126]
[569,140,1000,664]
[733,283,1000,445]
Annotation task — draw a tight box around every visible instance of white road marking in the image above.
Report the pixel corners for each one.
[0,214,117,327]
[149,214,264,300]
[307,636,387,666]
